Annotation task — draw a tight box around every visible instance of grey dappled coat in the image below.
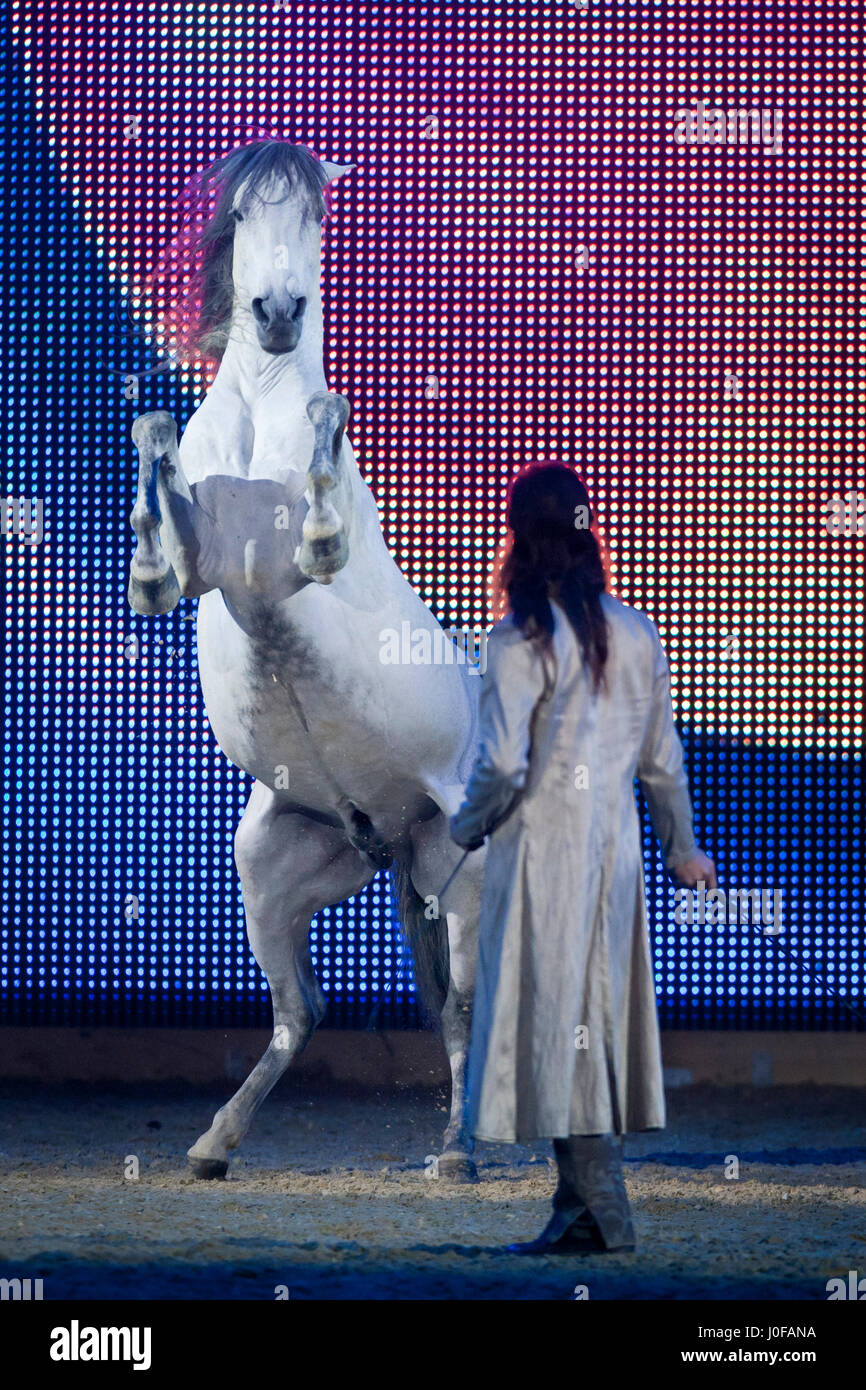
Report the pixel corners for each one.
[449,594,698,1142]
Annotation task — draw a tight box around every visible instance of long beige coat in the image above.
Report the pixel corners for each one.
[450,594,698,1143]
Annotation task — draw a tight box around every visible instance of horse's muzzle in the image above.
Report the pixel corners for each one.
[252,294,307,353]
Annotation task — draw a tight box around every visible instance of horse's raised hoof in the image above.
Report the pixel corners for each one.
[188,1156,229,1180]
[306,389,350,432]
[436,1152,479,1184]
[127,567,181,617]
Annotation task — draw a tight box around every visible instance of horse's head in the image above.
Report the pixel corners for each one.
[229,150,352,356]
[150,141,353,366]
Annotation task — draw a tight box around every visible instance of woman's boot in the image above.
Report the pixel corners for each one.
[563,1134,635,1251]
[508,1133,635,1255]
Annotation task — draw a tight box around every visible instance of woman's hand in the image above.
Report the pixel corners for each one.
[671,851,717,890]
[448,814,486,851]
[450,830,486,851]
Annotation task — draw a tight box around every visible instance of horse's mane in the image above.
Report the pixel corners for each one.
[146,139,331,367]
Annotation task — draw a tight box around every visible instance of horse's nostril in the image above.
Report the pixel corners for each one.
[252,296,305,338]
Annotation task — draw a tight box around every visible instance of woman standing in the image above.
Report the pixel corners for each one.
[450,464,717,1255]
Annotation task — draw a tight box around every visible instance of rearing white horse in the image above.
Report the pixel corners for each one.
[127,140,483,1181]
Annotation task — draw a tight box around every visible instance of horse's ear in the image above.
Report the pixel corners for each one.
[320,160,355,184]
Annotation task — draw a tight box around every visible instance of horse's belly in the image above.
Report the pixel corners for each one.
[195,589,473,821]
[197,627,317,802]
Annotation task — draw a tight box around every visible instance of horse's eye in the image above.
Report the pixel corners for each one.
[231,208,244,224]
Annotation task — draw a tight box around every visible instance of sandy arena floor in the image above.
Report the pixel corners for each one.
[1,1079,864,1299]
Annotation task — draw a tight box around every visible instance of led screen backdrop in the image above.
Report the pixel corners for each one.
[1,0,863,1029]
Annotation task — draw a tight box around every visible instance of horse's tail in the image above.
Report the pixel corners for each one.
[390,855,450,1021]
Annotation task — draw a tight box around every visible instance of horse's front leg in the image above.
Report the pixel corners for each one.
[295,391,353,584]
[128,410,220,615]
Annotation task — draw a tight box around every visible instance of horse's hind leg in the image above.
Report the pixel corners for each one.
[437,906,480,1183]
[409,812,484,1183]
[188,783,374,1179]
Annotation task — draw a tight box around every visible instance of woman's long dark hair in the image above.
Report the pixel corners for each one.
[494,463,609,690]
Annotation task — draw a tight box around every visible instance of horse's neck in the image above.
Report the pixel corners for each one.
[198,321,400,583]
[216,326,327,414]
[211,310,329,479]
